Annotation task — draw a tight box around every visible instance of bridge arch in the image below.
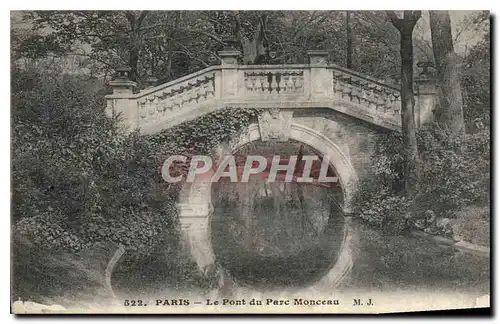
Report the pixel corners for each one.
[178,120,358,292]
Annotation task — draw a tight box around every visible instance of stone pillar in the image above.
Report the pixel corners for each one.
[307,50,333,99]
[217,49,241,99]
[105,67,138,132]
[178,178,215,273]
[415,62,438,128]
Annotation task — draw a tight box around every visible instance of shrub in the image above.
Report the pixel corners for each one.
[12,63,260,301]
[453,206,490,246]
[353,122,490,232]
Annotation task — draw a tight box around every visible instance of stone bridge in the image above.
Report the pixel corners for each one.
[106,50,437,292]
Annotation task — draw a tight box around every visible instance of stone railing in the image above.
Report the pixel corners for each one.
[331,67,401,116]
[136,70,217,126]
[243,69,305,95]
[105,50,435,134]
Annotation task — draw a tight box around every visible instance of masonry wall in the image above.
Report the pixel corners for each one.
[292,108,390,183]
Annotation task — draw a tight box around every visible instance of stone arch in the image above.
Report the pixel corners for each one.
[178,121,358,291]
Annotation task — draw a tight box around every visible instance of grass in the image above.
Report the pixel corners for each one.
[340,220,490,294]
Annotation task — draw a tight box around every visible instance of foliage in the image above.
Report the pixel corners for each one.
[358,193,411,234]
[453,205,490,246]
[14,10,407,86]
[147,108,260,158]
[461,30,490,129]
[24,11,222,84]
[12,62,259,257]
[112,228,217,296]
[11,59,260,302]
[415,124,490,216]
[11,63,172,255]
[353,122,490,231]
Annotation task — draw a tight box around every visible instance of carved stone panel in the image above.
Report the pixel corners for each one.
[258,109,294,142]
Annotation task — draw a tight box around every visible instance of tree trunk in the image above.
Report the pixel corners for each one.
[400,23,419,197]
[125,11,149,83]
[234,12,269,64]
[165,11,180,80]
[429,10,465,134]
[346,10,353,69]
[387,10,421,197]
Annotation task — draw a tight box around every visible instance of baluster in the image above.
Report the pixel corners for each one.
[139,101,147,119]
[367,84,377,109]
[173,90,182,111]
[358,80,368,105]
[287,74,294,92]
[342,82,352,100]
[275,72,281,93]
[156,100,164,114]
[185,86,193,104]
[351,79,362,104]
[339,76,351,99]
[164,101,170,115]
[259,74,266,92]
[347,83,354,101]
[177,87,185,105]
[182,87,191,105]
[281,74,288,93]
[267,72,274,93]
[250,76,257,92]
[392,92,401,115]
[333,71,343,94]
[245,74,253,92]
[289,75,296,92]
[164,92,173,112]
[206,78,215,97]
[198,82,207,99]
[375,86,385,111]
[383,89,392,113]
[294,74,303,91]
[190,83,199,103]
[338,82,346,98]
[147,96,156,116]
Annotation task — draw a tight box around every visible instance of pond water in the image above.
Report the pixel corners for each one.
[211,181,345,289]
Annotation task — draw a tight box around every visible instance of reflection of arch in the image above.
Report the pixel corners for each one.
[178,121,358,291]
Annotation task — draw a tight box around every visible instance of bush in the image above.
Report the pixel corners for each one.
[453,206,490,246]
[12,64,177,255]
[11,62,261,301]
[415,124,490,217]
[358,189,411,234]
[353,122,490,232]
